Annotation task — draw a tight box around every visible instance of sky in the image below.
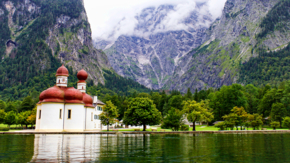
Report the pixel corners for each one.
[84,0,227,42]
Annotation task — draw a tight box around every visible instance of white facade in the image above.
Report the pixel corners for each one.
[35,66,105,132]
[85,107,105,130]
[36,102,104,132]
[56,76,68,87]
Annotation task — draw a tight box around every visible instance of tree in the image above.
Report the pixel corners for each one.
[27,107,37,125]
[19,96,34,112]
[231,106,248,130]
[214,122,226,130]
[0,100,6,110]
[99,101,118,131]
[223,113,238,130]
[5,103,16,112]
[270,121,280,130]
[17,111,32,128]
[248,114,263,130]
[168,95,183,110]
[123,97,162,131]
[0,109,6,124]
[151,92,162,113]
[282,117,290,129]
[270,103,287,127]
[184,88,192,100]
[4,111,16,128]
[137,93,151,98]
[183,100,214,131]
[258,88,277,117]
[161,108,184,131]
[209,84,247,121]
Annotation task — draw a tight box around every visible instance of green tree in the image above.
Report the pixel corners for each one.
[270,121,280,130]
[27,107,37,125]
[151,92,162,113]
[270,103,287,127]
[209,84,247,121]
[0,100,6,110]
[231,106,248,130]
[168,95,183,110]
[137,93,151,98]
[183,100,214,131]
[99,101,119,131]
[248,114,263,130]
[161,108,184,131]
[282,117,290,129]
[0,109,6,124]
[5,103,16,112]
[19,96,34,112]
[17,111,32,128]
[184,88,193,100]
[214,122,226,130]
[4,111,17,128]
[123,97,162,131]
[223,113,238,130]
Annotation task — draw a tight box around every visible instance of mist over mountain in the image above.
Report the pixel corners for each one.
[93,2,220,89]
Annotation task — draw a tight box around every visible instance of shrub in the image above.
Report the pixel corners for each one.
[180,125,189,131]
[214,122,226,130]
[0,127,9,131]
[282,117,290,129]
[270,121,280,130]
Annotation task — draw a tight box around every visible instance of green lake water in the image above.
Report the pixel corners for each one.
[0,133,290,162]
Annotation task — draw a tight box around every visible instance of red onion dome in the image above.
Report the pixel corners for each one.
[56,65,69,76]
[77,69,88,82]
[82,93,94,107]
[64,87,83,103]
[39,86,65,103]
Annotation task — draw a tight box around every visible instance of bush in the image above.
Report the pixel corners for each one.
[282,117,290,129]
[270,121,280,130]
[214,122,226,130]
[0,127,9,131]
[180,125,189,131]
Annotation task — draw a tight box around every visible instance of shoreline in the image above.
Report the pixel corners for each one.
[1,130,290,135]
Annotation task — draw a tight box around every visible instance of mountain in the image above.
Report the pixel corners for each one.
[0,0,151,100]
[96,0,290,92]
[165,0,284,92]
[95,4,213,90]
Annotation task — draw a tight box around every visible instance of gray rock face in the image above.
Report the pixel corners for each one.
[2,0,110,85]
[96,0,286,92]
[95,4,213,89]
[164,0,280,92]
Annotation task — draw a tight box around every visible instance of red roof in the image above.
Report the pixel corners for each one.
[56,65,69,76]
[39,86,65,103]
[82,93,94,108]
[77,69,88,82]
[39,86,86,104]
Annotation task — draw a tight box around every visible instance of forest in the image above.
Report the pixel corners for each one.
[2,81,290,131]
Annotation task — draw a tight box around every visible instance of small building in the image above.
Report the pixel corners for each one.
[35,65,105,132]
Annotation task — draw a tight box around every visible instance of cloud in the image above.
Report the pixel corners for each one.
[84,0,227,42]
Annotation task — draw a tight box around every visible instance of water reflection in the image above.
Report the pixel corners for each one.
[31,134,102,162]
[1,134,290,162]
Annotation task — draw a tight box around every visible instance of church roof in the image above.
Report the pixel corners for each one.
[96,99,105,105]
[56,65,69,76]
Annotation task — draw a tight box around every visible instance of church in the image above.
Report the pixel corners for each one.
[35,65,105,132]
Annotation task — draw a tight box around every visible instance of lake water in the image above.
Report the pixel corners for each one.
[0,133,290,162]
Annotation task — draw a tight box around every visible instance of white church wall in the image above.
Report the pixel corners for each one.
[85,107,102,130]
[35,104,41,130]
[37,103,64,132]
[64,104,85,131]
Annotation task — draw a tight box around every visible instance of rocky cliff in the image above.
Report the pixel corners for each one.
[95,4,213,89]
[0,0,110,86]
[165,0,281,92]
